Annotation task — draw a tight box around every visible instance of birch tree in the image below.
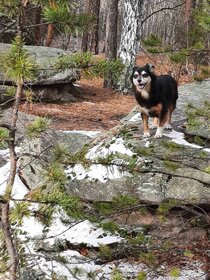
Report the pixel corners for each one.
[114,0,144,92]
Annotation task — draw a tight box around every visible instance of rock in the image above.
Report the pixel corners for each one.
[0,44,80,104]
[19,128,98,189]
[18,81,210,204]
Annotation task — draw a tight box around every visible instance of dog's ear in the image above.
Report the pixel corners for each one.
[145,63,155,72]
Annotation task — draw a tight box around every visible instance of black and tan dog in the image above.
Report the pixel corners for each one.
[131,64,178,138]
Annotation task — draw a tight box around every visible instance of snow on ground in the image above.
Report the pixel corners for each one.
[0,153,28,200]
[66,163,132,183]
[165,129,210,152]
[128,113,210,153]
[86,137,134,160]
[66,137,134,183]
[0,126,208,280]
[62,130,101,138]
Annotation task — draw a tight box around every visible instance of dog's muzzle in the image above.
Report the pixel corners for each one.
[138,82,147,89]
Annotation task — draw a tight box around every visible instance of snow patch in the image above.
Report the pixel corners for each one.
[0,161,28,199]
[86,137,134,160]
[165,130,210,152]
[62,130,101,138]
[66,163,131,183]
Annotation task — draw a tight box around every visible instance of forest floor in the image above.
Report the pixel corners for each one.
[19,53,192,131]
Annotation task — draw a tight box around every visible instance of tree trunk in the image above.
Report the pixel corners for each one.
[45,23,54,47]
[81,0,100,54]
[34,6,42,45]
[104,0,119,88]
[1,81,23,280]
[114,0,144,92]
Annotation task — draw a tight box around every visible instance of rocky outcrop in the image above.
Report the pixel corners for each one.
[0,44,80,105]
[18,81,210,205]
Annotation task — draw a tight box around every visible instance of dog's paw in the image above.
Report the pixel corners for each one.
[143,131,151,138]
[165,124,172,130]
[154,132,163,138]
[154,127,164,138]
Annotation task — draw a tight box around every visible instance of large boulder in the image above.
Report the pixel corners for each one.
[18,81,210,205]
[0,44,80,105]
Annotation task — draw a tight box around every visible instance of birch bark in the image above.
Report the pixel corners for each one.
[115,0,144,92]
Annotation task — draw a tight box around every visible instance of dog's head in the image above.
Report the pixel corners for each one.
[131,64,154,92]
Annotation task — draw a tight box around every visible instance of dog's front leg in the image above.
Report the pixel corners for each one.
[141,112,150,138]
[154,111,168,138]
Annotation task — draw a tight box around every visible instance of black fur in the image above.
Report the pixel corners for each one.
[131,64,178,138]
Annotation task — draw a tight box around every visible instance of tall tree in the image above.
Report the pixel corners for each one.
[104,0,119,88]
[114,0,144,92]
[81,0,101,53]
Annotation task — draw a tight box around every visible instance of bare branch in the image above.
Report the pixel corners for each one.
[141,2,185,26]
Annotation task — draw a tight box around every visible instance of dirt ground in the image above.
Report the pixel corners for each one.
[19,53,191,131]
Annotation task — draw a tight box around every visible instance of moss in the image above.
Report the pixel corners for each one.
[161,139,184,151]
[198,150,209,158]
[119,128,133,139]
[163,160,179,172]
[100,221,119,233]
[135,146,152,156]
[193,135,206,146]
[96,153,116,165]
[93,195,139,215]
[204,166,210,174]
[127,157,138,172]
[69,144,89,165]
[98,245,112,260]
[186,102,210,129]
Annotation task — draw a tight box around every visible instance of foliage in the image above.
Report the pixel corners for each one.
[157,199,178,220]
[52,145,70,163]
[0,0,23,19]
[100,221,119,233]
[43,7,94,34]
[93,195,139,215]
[139,251,157,266]
[0,128,9,148]
[169,267,180,278]
[44,162,67,187]
[10,202,31,226]
[127,232,149,246]
[98,244,112,261]
[136,272,147,280]
[143,34,162,47]
[143,1,210,81]
[0,37,38,83]
[55,52,125,80]
[111,269,125,280]
[25,117,50,138]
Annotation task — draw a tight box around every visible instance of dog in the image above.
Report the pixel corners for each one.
[131,64,178,138]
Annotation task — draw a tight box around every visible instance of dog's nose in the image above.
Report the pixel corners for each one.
[137,79,142,83]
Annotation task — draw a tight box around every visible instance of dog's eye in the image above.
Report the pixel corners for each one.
[142,73,149,78]
[133,74,138,79]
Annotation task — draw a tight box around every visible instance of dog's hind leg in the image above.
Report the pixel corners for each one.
[165,104,174,130]
[149,117,159,129]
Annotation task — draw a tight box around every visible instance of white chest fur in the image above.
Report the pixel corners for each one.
[141,89,149,99]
